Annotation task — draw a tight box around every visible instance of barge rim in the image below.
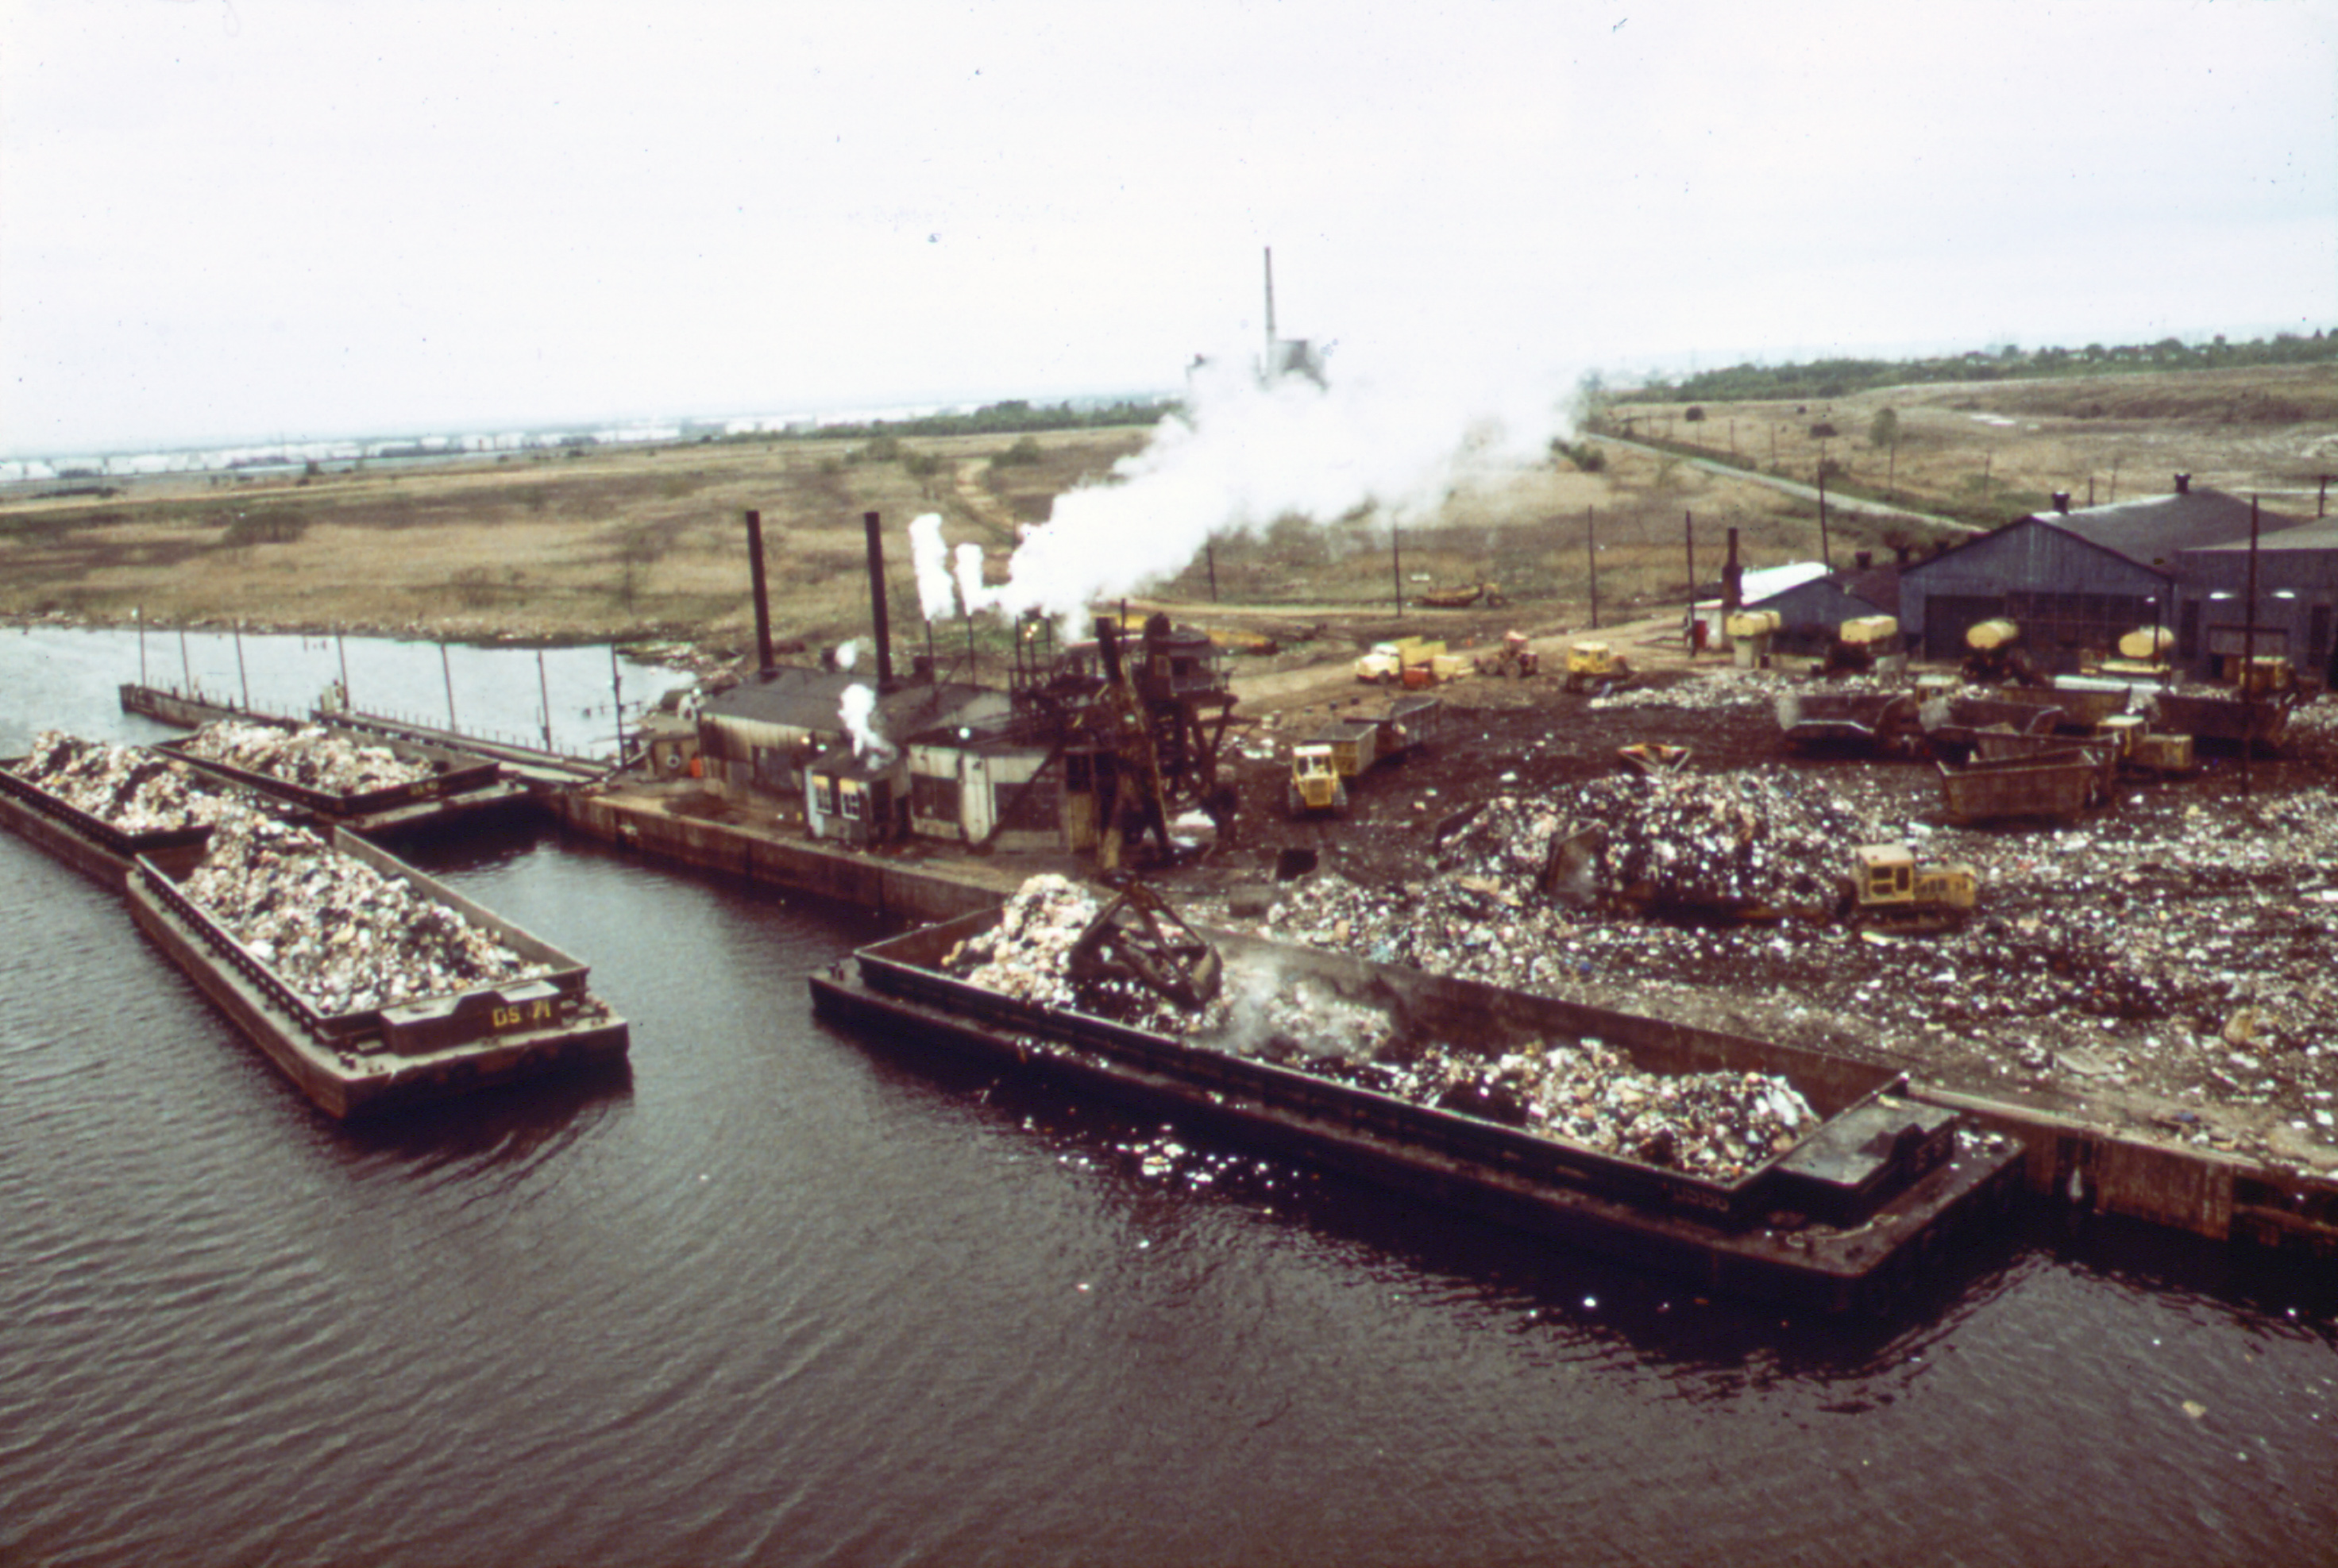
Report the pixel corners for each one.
[121,836,631,1120]
[808,960,2024,1314]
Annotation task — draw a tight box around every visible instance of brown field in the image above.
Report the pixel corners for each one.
[4,363,2333,665]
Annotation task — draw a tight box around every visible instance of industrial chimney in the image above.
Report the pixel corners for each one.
[745,509,776,676]
[2051,492,2071,513]
[2174,473,2192,495]
[862,510,895,689]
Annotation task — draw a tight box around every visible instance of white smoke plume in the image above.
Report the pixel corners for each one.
[834,638,860,671]
[839,682,893,764]
[907,513,958,622]
[932,341,1577,627]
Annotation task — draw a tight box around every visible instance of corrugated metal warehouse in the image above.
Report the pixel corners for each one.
[1897,476,2323,674]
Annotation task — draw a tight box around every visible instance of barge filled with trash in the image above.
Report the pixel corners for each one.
[125,818,629,1118]
[159,718,525,835]
[1,732,245,887]
[810,877,2021,1310]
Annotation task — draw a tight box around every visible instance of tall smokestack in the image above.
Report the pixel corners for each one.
[1264,247,1276,364]
[1723,526,1743,613]
[745,509,775,676]
[863,510,894,688]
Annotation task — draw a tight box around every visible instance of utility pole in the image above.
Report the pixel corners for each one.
[1817,467,1832,572]
[2241,495,2259,801]
[1391,526,1403,617]
[1587,507,1599,630]
[1684,510,1696,603]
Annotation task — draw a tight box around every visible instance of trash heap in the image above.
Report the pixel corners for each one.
[946,873,1228,1034]
[181,816,549,1015]
[180,720,435,795]
[1557,770,1866,917]
[1430,1038,1815,1181]
[11,730,248,831]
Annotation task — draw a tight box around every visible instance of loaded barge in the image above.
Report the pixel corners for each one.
[125,828,630,1118]
[0,757,215,888]
[812,907,2022,1311]
[157,718,531,838]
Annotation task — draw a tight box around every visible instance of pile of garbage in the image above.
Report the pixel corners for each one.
[1430,768,1868,916]
[1563,770,1866,915]
[947,873,1227,1034]
[179,720,434,796]
[1433,1038,1814,1181]
[10,730,248,832]
[181,816,549,1015]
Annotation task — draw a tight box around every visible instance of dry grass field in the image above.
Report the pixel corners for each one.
[5,363,2332,661]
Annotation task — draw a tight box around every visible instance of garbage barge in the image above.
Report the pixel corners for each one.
[125,824,630,1118]
[159,716,528,838]
[810,898,2021,1312]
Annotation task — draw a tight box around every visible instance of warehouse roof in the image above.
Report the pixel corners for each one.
[704,667,1002,738]
[2023,483,2309,568]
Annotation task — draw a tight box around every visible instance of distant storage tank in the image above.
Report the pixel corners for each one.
[1838,615,1900,646]
[1966,618,2020,652]
[2117,626,2176,662]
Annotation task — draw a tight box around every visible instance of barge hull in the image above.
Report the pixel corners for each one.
[810,946,2022,1312]
[126,873,628,1117]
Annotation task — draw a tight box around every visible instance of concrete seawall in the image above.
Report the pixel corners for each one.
[552,788,1017,926]
[550,784,2338,1259]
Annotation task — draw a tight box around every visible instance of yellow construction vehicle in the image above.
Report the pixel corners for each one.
[1473,630,1541,678]
[1562,641,1631,693]
[1844,843,1978,933]
[1285,743,1350,817]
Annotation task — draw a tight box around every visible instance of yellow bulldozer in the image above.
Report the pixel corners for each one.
[1561,641,1631,693]
[1844,843,1978,933]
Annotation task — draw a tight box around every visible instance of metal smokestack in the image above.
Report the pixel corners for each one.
[1264,246,1276,364]
[862,510,894,688]
[745,509,776,676]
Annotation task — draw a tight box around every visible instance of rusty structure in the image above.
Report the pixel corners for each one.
[991,610,1242,868]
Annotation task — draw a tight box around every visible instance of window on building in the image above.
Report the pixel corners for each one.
[840,782,866,820]
[911,771,962,823]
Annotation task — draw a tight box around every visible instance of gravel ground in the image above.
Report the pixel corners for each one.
[1196,660,2338,1173]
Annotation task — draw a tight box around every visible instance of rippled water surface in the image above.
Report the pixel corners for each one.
[4,629,2334,1566]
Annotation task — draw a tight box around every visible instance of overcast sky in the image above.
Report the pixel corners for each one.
[4,0,2333,457]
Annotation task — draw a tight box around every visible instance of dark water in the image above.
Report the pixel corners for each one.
[4,630,2336,1566]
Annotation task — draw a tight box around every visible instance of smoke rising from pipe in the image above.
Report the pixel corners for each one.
[912,341,1579,627]
[908,513,957,621]
[839,681,893,763]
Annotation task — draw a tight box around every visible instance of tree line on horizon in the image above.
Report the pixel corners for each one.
[1612,328,2338,405]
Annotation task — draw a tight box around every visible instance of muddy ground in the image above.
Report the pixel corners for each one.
[1188,639,2338,1176]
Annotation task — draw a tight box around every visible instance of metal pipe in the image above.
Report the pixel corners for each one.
[234,622,251,711]
[179,627,192,694]
[441,641,457,730]
[538,649,554,750]
[745,510,775,676]
[1391,526,1403,617]
[337,633,350,710]
[137,608,146,687]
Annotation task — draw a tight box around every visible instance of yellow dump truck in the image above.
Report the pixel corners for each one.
[1353,636,1441,684]
[1285,695,1443,816]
